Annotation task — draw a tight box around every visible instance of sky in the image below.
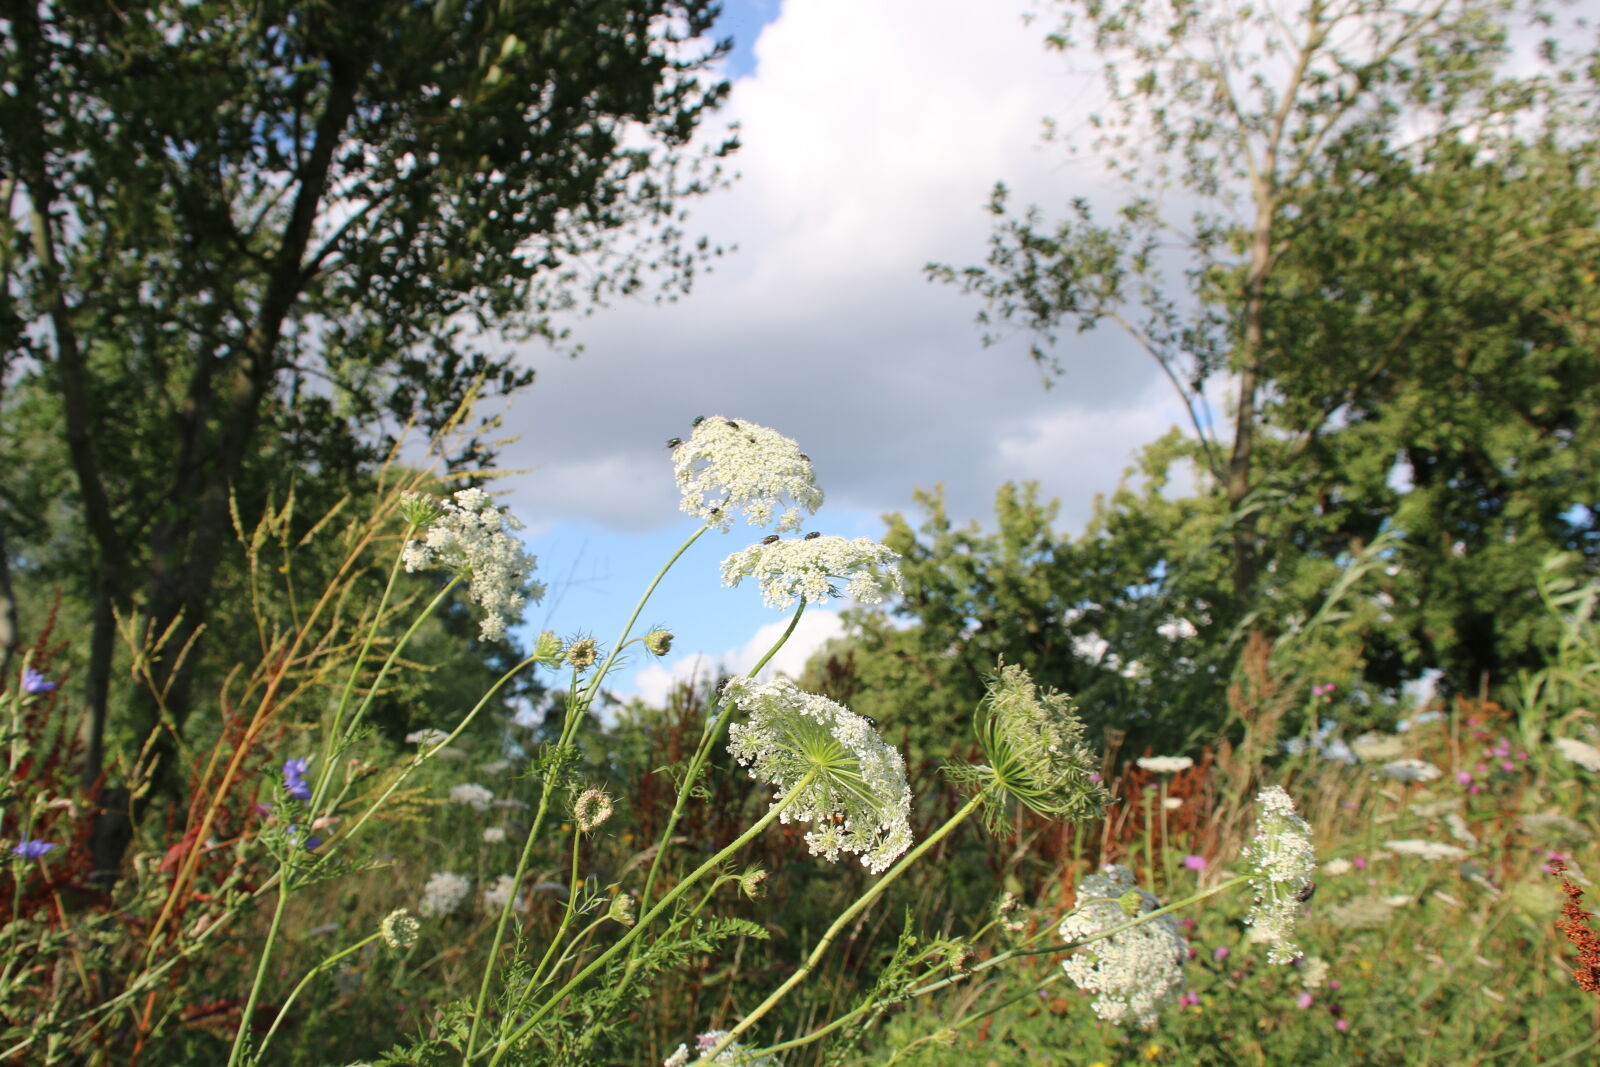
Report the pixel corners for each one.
[488,0,1204,705]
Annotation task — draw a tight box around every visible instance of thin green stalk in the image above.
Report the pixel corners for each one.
[635,598,806,922]
[310,573,462,816]
[482,774,819,1066]
[525,825,585,994]
[254,931,382,1062]
[225,880,292,1067]
[701,791,990,1062]
[463,522,717,1061]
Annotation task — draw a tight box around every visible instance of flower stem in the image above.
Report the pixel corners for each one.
[254,931,382,1062]
[225,879,292,1067]
[481,774,818,1066]
[701,790,989,1062]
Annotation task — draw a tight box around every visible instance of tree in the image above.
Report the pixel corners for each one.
[0,0,734,827]
[929,0,1599,699]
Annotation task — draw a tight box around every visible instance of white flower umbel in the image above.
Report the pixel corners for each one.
[965,663,1110,824]
[1242,786,1318,964]
[724,677,912,874]
[673,416,823,533]
[418,871,471,917]
[481,874,527,913]
[1380,758,1441,783]
[401,487,545,641]
[1553,736,1600,772]
[1058,865,1188,1029]
[449,783,494,811]
[720,535,903,609]
[1383,839,1471,861]
[1135,756,1194,775]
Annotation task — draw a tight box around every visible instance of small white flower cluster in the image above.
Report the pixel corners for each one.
[449,782,494,811]
[405,728,450,748]
[1383,838,1470,861]
[1135,755,1194,775]
[720,535,903,609]
[1553,736,1600,772]
[1057,865,1188,1029]
[1380,758,1441,783]
[418,871,471,917]
[1242,786,1318,964]
[481,874,527,913]
[673,417,823,533]
[724,676,912,874]
[482,826,507,844]
[400,487,545,641]
[379,908,419,949]
[662,1031,773,1066]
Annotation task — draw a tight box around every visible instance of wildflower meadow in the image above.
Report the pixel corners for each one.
[4,1,1599,1065]
[5,412,1599,1064]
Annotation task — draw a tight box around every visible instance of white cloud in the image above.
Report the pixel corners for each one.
[502,0,1174,539]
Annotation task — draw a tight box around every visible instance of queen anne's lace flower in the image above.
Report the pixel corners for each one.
[1381,758,1441,782]
[418,871,471,917]
[1242,786,1318,964]
[720,535,902,609]
[448,783,494,811]
[1058,865,1188,1029]
[1136,756,1194,775]
[724,677,912,874]
[401,488,544,641]
[481,874,527,913]
[663,1031,774,1066]
[1383,838,1470,860]
[673,417,823,533]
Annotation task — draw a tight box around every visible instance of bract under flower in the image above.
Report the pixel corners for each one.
[968,663,1109,824]
[724,677,911,874]
[720,535,902,609]
[673,417,822,533]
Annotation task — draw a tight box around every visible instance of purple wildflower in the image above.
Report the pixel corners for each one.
[12,836,55,859]
[282,757,312,801]
[1213,946,1230,961]
[22,668,56,695]
[1183,854,1208,871]
[285,825,322,851]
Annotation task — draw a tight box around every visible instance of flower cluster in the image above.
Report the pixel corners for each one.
[1135,755,1193,775]
[574,789,614,833]
[482,874,527,914]
[1242,785,1318,964]
[1058,865,1188,1029]
[419,871,472,917]
[663,1031,773,1066]
[380,908,419,949]
[672,416,823,533]
[970,664,1109,823]
[400,487,544,641]
[449,783,494,811]
[282,756,313,800]
[724,676,912,874]
[720,535,902,610]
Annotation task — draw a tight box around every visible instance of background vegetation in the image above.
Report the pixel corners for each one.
[3,0,1598,1064]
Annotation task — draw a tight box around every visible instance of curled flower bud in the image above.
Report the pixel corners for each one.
[534,630,564,663]
[608,891,636,927]
[574,789,614,833]
[564,637,598,671]
[962,663,1110,826]
[644,628,675,656]
[380,908,419,949]
[738,868,768,899]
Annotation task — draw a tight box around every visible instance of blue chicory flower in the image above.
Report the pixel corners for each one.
[282,756,313,801]
[22,668,56,695]
[285,824,322,851]
[12,836,55,859]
